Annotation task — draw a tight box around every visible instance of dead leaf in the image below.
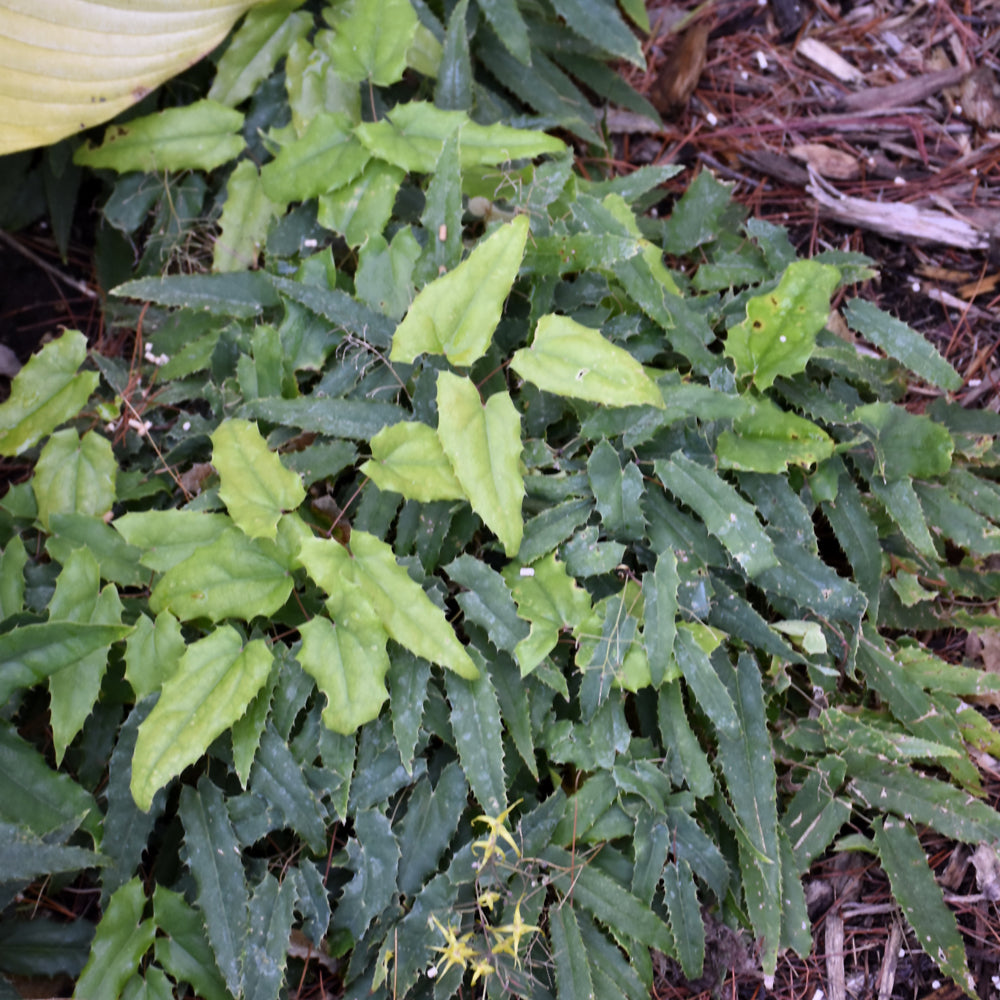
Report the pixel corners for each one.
[178,462,214,497]
[972,842,1000,902]
[789,143,860,180]
[960,67,1000,130]
[652,21,710,115]
[977,628,1000,675]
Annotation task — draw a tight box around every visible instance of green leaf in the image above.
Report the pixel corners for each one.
[852,403,954,479]
[242,395,406,440]
[0,622,130,704]
[503,553,593,675]
[844,298,962,391]
[717,399,834,473]
[437,373,524,556]
[298,532,478,678]
[131,630,273,811]
[0,821,104,884]
[0,536,27,618]
[0,916,94,978]
[330,809,399,939]
[658,681,713,798]
[0,723,95,837]
[445,660,507,813]
[149,531,293,623]
[587,439,645,539]
[435,0,473,111]
[868,476,937,558]
[244,872,296,1000]
[550,0,644,65]
[33,429,116,530]
[724,261,840,390]
[477,0,531,63]
[208,3,312,107]
[390,215,528,366]
[112,272,280,318]
[362,421,465,502]
[511,314,665,408]
[73,879,154,1000]
[124,612,186,701]
[48,513,147,587]
[0,330,98,457]
[211,419,305,541]
[662,860,704,980]
[298,615,389,734]
[447,555,529,652]
[178,779,248,997]
[654,454,777,577]
[261,112,370,204]
[74,100,244,173]
[355,101,565,173]
[872,818,975,997]
[317,159,406,247]
[152,887,230,1000]
[325,0,417,85]
[643,552,679,688]
[549,902,595,1000]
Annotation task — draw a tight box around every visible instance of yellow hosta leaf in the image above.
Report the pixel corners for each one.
[0,0,265,154]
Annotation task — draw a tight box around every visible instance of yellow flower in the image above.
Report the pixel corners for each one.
[477,889,502,911]
[469,955,495,985]
[472,799,522,867]
[430,916,476,978]
[491,899,540,967]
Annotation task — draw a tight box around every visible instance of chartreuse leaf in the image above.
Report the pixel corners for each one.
[213,161,279,272]
[655,453,776,577]
[324,0,417,85]
[152,887,229,1000]
[33,429,116,530]
[0,724,95,836]
[75,101,244,173]
[502,553,592,675]
[724,261,840,390]
[298,533,477,678]
[844,298,962,391]
[317,159,406,247]
[446,656,506,813]
[115,511,236,572]
[511,314,665,408]
[131,629,272,811]
[390,215,529,366]
[0,622,130,704]
[549,902,594,1000]
[362,421,465,501]
[0,330,97,457]
[124,612,185,700]
[437,372,524,556]
[149,531,293,623]
[355,102,566,173]
[74,878,155,1000]
[211,419,305,540]
[298,616,389,734]
[662,860,704,980]
[872,818,976,997]
[852,403,953,479]
[717,398,833,473]
[47,513,146,588]
[178,778,248,997]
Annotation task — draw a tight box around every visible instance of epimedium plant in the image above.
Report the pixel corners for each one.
[3,0,1000,998]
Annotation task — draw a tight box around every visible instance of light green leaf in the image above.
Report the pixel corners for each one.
[33,429,115,531]
[325,0,417,85]
[655,453,777,577]
[0,621,131,704]
[75,100,244,173]
[0,536,27,618]
[211,419,305,541]
[502,553,592,675]
[872,818,976,997]
[149,531,293,623]
[724,261,840,390]
[355,101,566,173]
[511,314,665,409]
[362,421,465,502]
[844,298,962,391]
[852,403,953,480]
[0,331,97,457]
[437,372,524,556]
[549,902,595,1000]
[114,511,235,572]
[152,887,230,1000]
[131,629,273,811]
[213,160,279,272]
[47,513,147,588]
[317,158,406,246]
[643,551,679,687]
[298,616,389,734]
[208,3,311,107]
[445,658,506,813]
[390,215,529,366]
[73,879,154,1000]
[868,476,937,558]
[261,112,370,204]
[298,532,478,678]
[717,399,834,473]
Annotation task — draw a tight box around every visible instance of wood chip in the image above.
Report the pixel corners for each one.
[960,67,1000,129]
[797,37,864,84]
[789,142,861,179]
[839,66,968,112]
